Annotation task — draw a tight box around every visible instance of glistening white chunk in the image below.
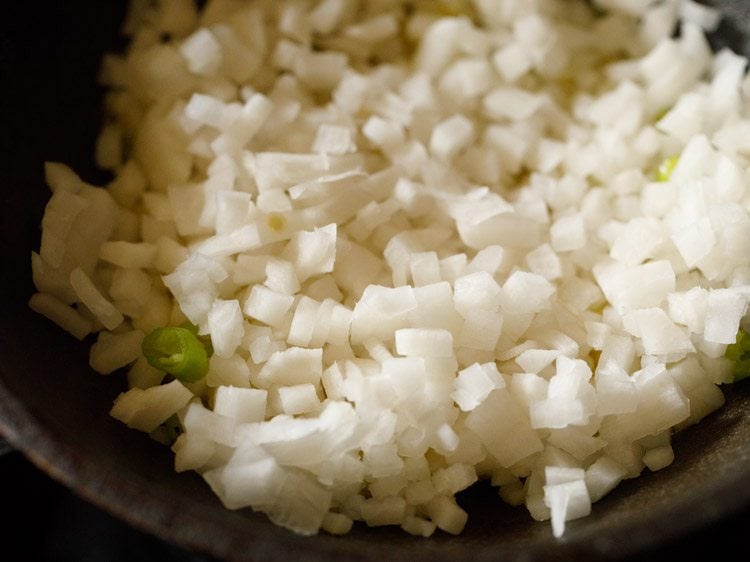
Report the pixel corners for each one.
[429,115,475,162]
[208,299,244,358]
[394,329,453,358]
[110,380,193,432]
[69,267,124,330]
[213,386,267,423]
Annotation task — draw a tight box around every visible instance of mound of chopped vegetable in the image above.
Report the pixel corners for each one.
[30,0,749,538]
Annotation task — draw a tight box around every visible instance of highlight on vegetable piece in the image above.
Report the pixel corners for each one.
[725,328,750,383]
[142,326,209,382]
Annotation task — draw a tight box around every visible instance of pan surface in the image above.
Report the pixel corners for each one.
[1,1,749,560]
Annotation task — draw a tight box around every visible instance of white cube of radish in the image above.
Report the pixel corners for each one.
[550,214,587,252]
[408,282,463,334]
[584,456,627,502]
[453,271,502,317]
[127,356,165,390]
[543,479,591,538]
[255,347,323,388]
[264,259,300,295]
[509,372,549,413]
[309,0,348,34]
[361,496,406,527]
[305,275,343,302]
[313,124,356,155]
[285,224,337,282]
[362,116,405,149]
[622,308,694,357]
[28,292,92,341]
[409,252,441,287]
[321,512,353,535]
[643,445,675,471]
[501,271,555,314]
[99,241,157,269]
[595,361,638,415]
[345,13,399,42]
[484,87,544,121]
[458,309,503,351]
[401,514,436,538]
[440,58,494,100]
[515,349,560,375]
[703,289,747,344]
[277,383,320,415]
[196,225,262,258]
[213,386,267,423]
[180,28,222,76]
[432,463,478,495]
[174,432,215,473]
[326,304,353,346]
[212,453,286,509]
[610,217,664,266]
[669,357,725,426]
[599,364,690,442]
[526,244,562,281]
[465,389,543,466]
[466,246,507,277]
[363,442,404,478]
[182,402,240,447]
[433,423,461,455]
[207,354,251,388]
[243,286,294,328]
[451,363,505,412]
[597,334,634,375]
[321,363,346,401]
[208,299,244,358]
[430,114,475,162]
[593,259,675,312]
[671,217,716,267]
[547,428,607,461]
[214,192,255,237]
[233,255,270,286]
[350,285,416,344]
[423,496,468,535]
[90,330,145,375]
[38,189,87,269]
[69,267,123,330]
[667,287,708,334]
[44,161,83,193]
[293,50,347,92]
[531,357,596,429]
[109,268,153,309]
[287,296,321,347]
[248,332,286,365]
[395,329,453,358]
[492,43,532,82]
[416,16,470,75]
[110,379,193,432]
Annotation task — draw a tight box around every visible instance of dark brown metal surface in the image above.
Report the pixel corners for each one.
[0,2,748,561]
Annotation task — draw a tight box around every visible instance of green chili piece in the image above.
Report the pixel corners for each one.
[724,328,750,382]
[656,155,679,182]
[142,326,209,382]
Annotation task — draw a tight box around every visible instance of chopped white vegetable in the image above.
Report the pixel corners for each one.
[30,0,750,540]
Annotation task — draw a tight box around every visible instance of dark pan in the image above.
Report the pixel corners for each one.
[0,1,749,560]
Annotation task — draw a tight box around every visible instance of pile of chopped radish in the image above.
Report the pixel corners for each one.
[30,0,750,538]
